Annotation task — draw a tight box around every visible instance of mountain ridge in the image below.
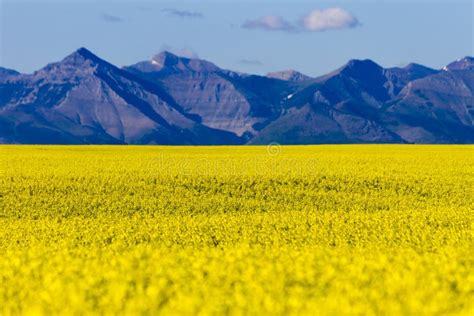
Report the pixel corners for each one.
[266,70,313,82]
[1,48,473,144]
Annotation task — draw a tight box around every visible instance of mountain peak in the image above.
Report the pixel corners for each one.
[383,63,438,87]
[387,62,438,75]
[129,51,220,74]
[344,59,382,70]
[60,47,106,67]
[31,47,115,80]
[444,56,474,71]
[75,47,95,57]
[151,51,181,68]
[266,69,312,82]
[331,59,384,80]
[403,63,432,71]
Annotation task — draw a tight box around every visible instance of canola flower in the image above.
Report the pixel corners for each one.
[0,145,473,315]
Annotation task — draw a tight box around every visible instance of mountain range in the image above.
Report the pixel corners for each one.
[0,48,473,144]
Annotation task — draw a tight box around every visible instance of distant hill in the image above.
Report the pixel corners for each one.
[1,49,473,144]
[266,70,313,82]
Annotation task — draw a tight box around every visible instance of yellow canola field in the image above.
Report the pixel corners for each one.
[0,145,473,315]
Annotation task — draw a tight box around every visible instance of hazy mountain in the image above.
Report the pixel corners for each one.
[266,70,313,82]
[0,49,472,144]
[0,48,241,144]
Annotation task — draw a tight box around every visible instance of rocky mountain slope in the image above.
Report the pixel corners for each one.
[125,52,296,139]
[0,48,241,144]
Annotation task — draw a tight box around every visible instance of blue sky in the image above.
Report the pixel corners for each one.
[1,0,472,76]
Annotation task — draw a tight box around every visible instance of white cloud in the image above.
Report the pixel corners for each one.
[242,8,360,33]
[300,8,359,32]
[242,16,295,32]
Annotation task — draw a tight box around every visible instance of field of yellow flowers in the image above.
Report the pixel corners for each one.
[0,145,473,315]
